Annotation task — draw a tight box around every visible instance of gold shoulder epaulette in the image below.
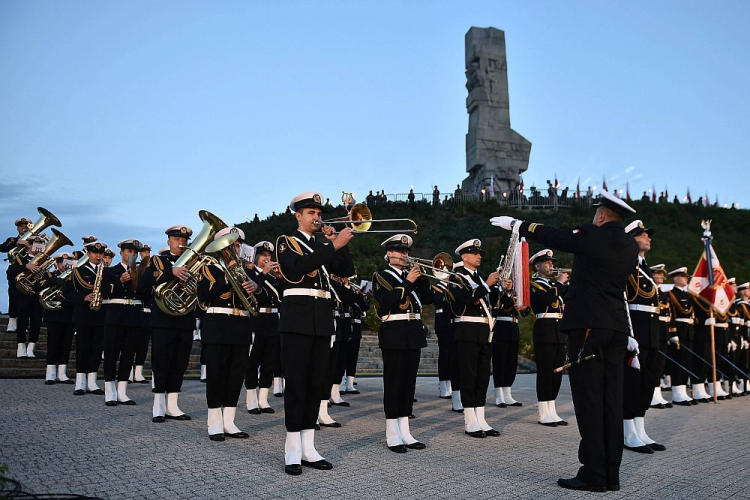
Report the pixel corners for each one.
[530,280,545,292]
[202,265,216,282]
[73,268,94,290]
[152,256,164,272]
[373,272,393,292]
[276,235,303,256]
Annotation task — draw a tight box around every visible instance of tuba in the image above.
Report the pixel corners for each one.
[39,266,73,311]
[154,210,227,316]
[8,207,62,262]
[205,230,258,315]
[16,228,73,295]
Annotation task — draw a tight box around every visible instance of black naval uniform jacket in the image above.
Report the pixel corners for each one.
[137,253,196,331]
[196,263,252,345]
[67,263,106,326]
[529,275,567,345]
[625,259,660,349]
[0,236,19,253]
[36,269,74,324]
[351,292,370,338]
[373,265,434,350]
[248,266,281,337]
[727,300,744,346]
[275,230,355,337]
[331,279,355,341]
[518,221,639,333]
[102,263,147,328]
[668,286,695,343]
[656,286,671,348]
[448,266,498,344]
[492,288,529,342]
[433,282,454,336]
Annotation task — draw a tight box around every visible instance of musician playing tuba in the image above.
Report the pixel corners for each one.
[137,225,197,424]
[198,227,258,441]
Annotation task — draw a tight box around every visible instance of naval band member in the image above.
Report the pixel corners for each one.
[1,216,32,334]
[492,190,639,492]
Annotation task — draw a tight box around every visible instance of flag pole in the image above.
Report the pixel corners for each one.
[702,221,719,404]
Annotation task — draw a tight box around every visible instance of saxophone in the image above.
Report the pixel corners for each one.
[205,229,258,315]
[90,262,105,311]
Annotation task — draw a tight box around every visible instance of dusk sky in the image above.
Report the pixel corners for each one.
[1,1,748,311]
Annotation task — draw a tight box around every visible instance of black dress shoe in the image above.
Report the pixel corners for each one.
[285,464,302,475]
[274,392,283,397]
[484,429,501,437]
[73,389,85,396]
[45,380,56,385]
[496,402,507,408]
[408,414,416,419]
[209,433,225,442]
[330,401,350,407]
[673,400,692,406]
[319,421,341,428]
[624,444,654,454]
[165,414,192,421]
[59,379,75,385]
[507,402,523,407]
[647,442,666,451]
[555,420,569,426]
[152,416,166,423]
[664,402,673,408]
[118,400,137,406]
[200,379,206,384]
[439,395,452,399]
[557,478,606,492]
[105,401,118,406]
[451,408,464,413]
[134,379,150,384]
[650,403,666,409]
[405,441,426,449]
[314,424,320,430]
[345,389,360,395]
[465,430,486,438]
[225,431,249,439]
[696,398,709,404]
[127,380,133,384]
[608,484,620,491]
[87,389,105,395]
[538,421,558,427]
[260,407,275,414]
[301,459,333,470]
[247,408,262,415]
[388,444,408,453]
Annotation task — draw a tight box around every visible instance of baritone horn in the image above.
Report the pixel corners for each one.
[319,203,418,234]
[8,207,62,262]
[16,228,74,295]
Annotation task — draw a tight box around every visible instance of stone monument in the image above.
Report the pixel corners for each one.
[462,27,531,197]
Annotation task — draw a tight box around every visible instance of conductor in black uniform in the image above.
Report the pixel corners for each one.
[492,189,639,492]
[275,191,355,476]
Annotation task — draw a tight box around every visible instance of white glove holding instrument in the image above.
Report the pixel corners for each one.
[490,216,521,231]
[705,317,716,326]
[627,336,640,353]
[669,336,680,345]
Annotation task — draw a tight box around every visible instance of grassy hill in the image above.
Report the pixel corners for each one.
[237,200,750,359]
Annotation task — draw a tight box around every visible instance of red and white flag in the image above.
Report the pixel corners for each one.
[689,242,735,314]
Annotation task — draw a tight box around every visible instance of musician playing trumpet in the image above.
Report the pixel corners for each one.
[198,227,258,441]
[373,234,433,453]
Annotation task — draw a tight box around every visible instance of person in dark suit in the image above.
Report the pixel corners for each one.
[434,281,454,399]
[528,249,569,426]
[649,265,672,409]
[342,287,370,393]
[131,244,153,384]
[666,267,696,405]
[448,239,500,438]
[197,227,256,441]
[66,241,108,396]
[9,235,45,359]
[492,189,639,492]
[623,220,665,453]
[37,252,76,384]
[491,277,529,407]
[275,191,355,476]
[101,239,146,406]
[373,234,433,452]
[0,216,32,334]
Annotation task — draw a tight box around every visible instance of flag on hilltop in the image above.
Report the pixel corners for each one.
[489,176,495,197]
[688,223,735,314]
[602,176,608,192]
[704,192,710,206]
[626,182,631,201]
[576,178,580,200]
[652,185,656,203]
[554,174,559,190]
[518,176,524,194]
[686,188,692,204]
[665,185,669,199]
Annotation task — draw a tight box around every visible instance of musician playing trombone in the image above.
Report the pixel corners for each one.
[372,234,433,452]
[198,227,258,441]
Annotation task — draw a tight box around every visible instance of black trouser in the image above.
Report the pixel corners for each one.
[456,340,492,408]
[567,328,627,489]
[381,348,420,418]
[16,295,43,344]
[668,337,693,386]
[321,339,340,398]
[492,339,519,388]
[273,335,283,378]
[103,324,138,382]
[7,284,18,319]
[436,329,452,381]
[245,334,278,389]
[151,328,192,393]
[449,335,461,391]
[692,326,710,382]
[334,334,349,384]
[534,342,565,401]
[133,327,151,366]
[204,343,249,408]
[654,326,669,385]
[715,327,731,381]
[46,321,75,366]
[75,323,104,373]
[345,333,361,377]
[281,332,331,432]
[623,346,659,419]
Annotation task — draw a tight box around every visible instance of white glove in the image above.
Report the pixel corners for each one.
[490,216,521,231]
[331,334,336,348]
[730,340,738,351]
[669,336,680,345]
[627,336,639,353]
[705,317,716,326]
[743,339,749,349]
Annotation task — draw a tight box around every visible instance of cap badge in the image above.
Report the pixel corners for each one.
[180,227,187,234]
[313,194,322,204]
[473,239,481,248]
[133,240,141,248]
[401,235,409,244]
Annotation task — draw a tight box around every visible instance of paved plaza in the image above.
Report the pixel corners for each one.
[2,374,749,499]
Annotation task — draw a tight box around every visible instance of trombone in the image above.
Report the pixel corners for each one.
[318,203,418,234]
[404,252,464,284]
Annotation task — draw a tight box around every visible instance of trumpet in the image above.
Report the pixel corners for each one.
[552,268,572,277]
[205,229,258,315]
[318,203,418,234]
